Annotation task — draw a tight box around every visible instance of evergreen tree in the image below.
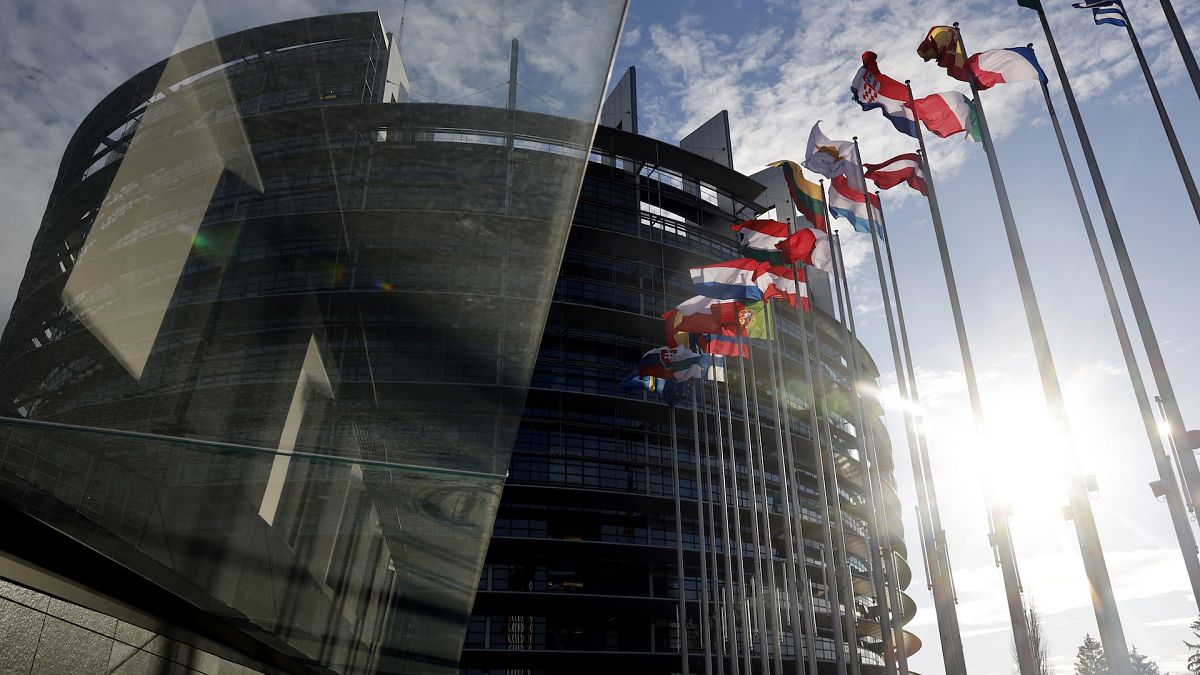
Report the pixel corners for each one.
[1129,645,1161,675]
[1185,616,1200,673]
[1075,633,1109,675]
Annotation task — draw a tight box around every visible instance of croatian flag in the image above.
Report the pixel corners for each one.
[968,47,1048,90]
[689,258,769,301]
[863,153,928,196]
[828,175,882,237]
[851,52,919,138]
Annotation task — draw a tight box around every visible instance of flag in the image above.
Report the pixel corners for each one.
[662,295,742,347]
[776,227,834,273]
[739,301,774,340]
[638,345,710,381]
[851,52,919,138]
[803,122,862,190]
[917,25,970,82]
[768,160,828,231]
[828,175,882,236]
[619,371,665,393]
[907,91,981,141]
[697,332,747,358]
[689,258,770,301]
[732,219,790,264]
[968,47,1048,89]
[863,153,928,196]
[1016,0,1042,8]
[757,264,810,310]
[1072,0,1127,27]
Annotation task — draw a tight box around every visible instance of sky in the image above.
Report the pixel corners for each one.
[1,0,1199,673]
[612,0,1200,672]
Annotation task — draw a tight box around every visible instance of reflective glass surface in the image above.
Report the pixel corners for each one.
[0,2,627,672]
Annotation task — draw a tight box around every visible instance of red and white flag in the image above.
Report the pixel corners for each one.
[776,228,833,273]
[863,153,928,196]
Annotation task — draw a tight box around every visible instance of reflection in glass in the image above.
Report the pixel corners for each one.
[0,3,627,672]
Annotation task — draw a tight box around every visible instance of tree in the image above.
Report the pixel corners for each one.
[1014,604,1052,675]
[1075,633,1109,675]
[1185,616,1200,673]
[1129,645,1161,675]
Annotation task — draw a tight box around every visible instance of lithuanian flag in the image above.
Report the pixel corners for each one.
[769,160,827,232]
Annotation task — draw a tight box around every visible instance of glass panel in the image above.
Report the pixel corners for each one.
[0,2,627,672]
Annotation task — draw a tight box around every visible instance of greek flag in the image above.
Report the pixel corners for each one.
[1072,0,1127,28]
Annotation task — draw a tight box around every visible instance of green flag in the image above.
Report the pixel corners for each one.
[1016,0,1041,10]
[740,301,774,340]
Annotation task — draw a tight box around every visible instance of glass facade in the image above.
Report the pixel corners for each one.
[461,122,919,673]
[0,3,626,674]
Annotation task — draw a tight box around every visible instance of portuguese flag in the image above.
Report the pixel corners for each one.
[769,160,827,232]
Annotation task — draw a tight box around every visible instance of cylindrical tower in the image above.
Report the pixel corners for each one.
[462,123,919,674]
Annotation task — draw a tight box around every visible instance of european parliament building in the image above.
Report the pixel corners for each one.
[0,6,916,675]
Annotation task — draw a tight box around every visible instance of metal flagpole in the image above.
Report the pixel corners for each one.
[760,327,811,675]
[1031,0,1200,533]
[829,230,900,675]
[875,193,968,675]
[954,22,1134,674]
[783,212,845,675]
[850,140,910,675]
[670,404,693,675]
[905,73,1037,674]
[691,384,716,675]
[1028,41,1200,609]
[711,375,742,675]
[702,376,729,675]
[746,335,788,673]
[1117,7,1200,228]
[1156,0,1200,101]
[721,374,755,675]
[743,340,782,671]
[821,185,865,675]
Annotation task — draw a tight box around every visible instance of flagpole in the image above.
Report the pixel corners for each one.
[1118,7,1200,228]
[783,213,847,675]
[830,230,902,675]
[850,140,911,675]
[1029,40,1200,609]
[670,403,693,675]
[691,383,716,675]
[874,192,968,675]
[702,376,730,675]
[748,326,798,674]
[1156,0,1200,101]
[821,185,865,675]
[905,75,1037,675]
[955,22,1134,674]
[758,315,814,675]
[721,374,756,675]
[711,375,743,675]
[1032,0,1200,544]
[743,339,784,672]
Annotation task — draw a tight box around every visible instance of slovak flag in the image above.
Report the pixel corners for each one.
[863,153,928,196]
[638,345,710,382]
[689,258,769,301]
[851,52,919,138]
[828,175,883,237]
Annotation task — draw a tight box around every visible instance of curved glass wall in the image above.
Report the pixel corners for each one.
[0,3,627,674]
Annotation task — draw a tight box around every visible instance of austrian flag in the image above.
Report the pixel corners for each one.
[863,153,928,196]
